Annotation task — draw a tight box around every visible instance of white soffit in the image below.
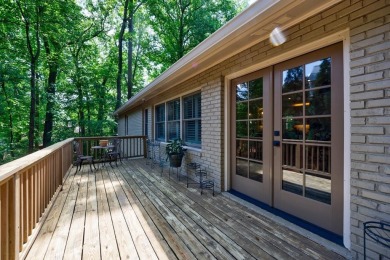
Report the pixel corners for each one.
[115,0,342,115]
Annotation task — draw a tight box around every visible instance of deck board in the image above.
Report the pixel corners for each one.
[82,169,100,260]
[26,158,346,260]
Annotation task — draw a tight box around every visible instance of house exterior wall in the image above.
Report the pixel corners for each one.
[118,0,389,257]
[146,106,153,140]
[126,108,143,136]
[118,116,126,136]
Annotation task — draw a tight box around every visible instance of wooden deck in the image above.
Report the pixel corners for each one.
[25,158,345,260]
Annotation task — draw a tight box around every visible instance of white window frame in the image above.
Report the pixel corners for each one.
[166,98,181,141]
[155,103,165,141]
[183,92,201,148]
[153,91,201,148]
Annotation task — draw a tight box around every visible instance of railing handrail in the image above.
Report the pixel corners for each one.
[74,135,146,140]
[0,138,74,183]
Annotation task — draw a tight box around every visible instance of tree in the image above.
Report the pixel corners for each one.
[16,0,42,153]
[115,0,144,109]
[0,0,242,164]
[147,0,239,70]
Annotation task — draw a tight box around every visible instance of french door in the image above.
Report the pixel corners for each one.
[231,43,343,235]
[231,68,273,205]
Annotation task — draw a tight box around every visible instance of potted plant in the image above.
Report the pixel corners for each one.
[166,139,186,167]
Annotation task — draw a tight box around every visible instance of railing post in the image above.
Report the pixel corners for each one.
[143,136,147,158]
[13,174,20,260]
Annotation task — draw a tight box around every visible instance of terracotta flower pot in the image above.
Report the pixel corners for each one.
[99,140,108,147]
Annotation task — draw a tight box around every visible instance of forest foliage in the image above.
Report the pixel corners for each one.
[0,0,247,164]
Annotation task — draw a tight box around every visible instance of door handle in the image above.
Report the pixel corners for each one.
[273,141,280,147]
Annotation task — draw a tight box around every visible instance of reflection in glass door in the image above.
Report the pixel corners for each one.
[231,68,272,204]
[274,43,343,235]
[280,58,332,204]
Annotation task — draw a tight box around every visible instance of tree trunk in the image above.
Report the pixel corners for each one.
[42,37,58,147]
[86,90,91,136]
[28,61,37,153]
[116,0,130,110]
[17,1,41,153]
[0,80,14,157]
[34,75,40,149]
[127,5,134,100]
[97,77,107,135]
[76,79,86,136]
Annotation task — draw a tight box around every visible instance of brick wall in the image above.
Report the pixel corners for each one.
[200,79,224,191]
[347,1,390,259]
[119,0,389,257]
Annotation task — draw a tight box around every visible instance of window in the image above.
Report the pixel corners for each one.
[155,104,165,141]
[167,99,180,141]
[154,92,201,148]
[183,92,201,147]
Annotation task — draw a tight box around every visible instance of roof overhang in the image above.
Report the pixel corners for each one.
[114,0,342,115]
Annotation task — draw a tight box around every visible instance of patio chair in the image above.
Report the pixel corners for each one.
[107,138,122,167]
[73,141,95,172]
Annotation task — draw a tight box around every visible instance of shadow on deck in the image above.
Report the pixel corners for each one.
[26,158,347,259]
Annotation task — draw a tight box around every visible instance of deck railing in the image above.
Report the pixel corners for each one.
[74,135,147,160]
[0,135,146,259]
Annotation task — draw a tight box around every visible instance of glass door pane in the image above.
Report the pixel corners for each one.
[235,77,264,183]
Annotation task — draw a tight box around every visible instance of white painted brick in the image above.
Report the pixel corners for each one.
[351,152,366,161]
[367,154,390,164]
[338,1,363,18]
[351,126,384,135]
[351,34,385,50]
[378,184,390,194]
[351,67,365,76]
[366,41,390,54]
[367,116,390,124]
[351,33,366,44]
[360,172,390,183]
[350,108,384,117]
[366,60,390,73]
[350,53,385,67]
[352,162,379,172]
[378,203,390,214]
[351,101,365,109]
[366,98,390,108]
[366,23,390,38]
[322,0,351,18]
[368,135,390,144]
[350,71,384,84]
[361,190,390,203]
[299,14,321,28]
[324,16,349,32]
[351,117,366,125]
[351,135,366,143]
[351,49,365,59]
[350,0,387,21]
[350,18,385,36]
[351,90,384,101]
[366,79,390,91]
[351,194,378,207]
[366,3,390,22]
[351,144,385,153]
